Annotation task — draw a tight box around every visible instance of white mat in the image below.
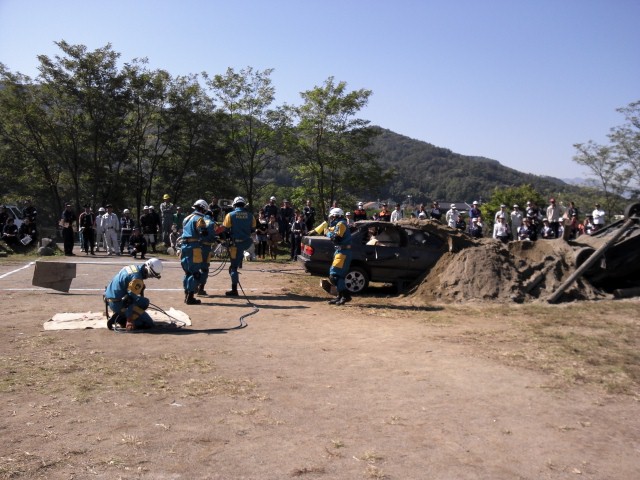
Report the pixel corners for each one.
[44,308,192,330]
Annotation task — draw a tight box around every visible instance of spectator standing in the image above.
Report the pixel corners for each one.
[289,212,307,261]
[494,204,509,223]
[353,202,367,221]
[303,200,316,231]
[468,201,482,225]
[139,206,156,252]
[173,206,186,233]
[390,203,403,222]
[445,204,459,229]
[469,217,483,238]
[102,204,120,256]
[510,205,523,239]
[78,204,96,255]
[95,207,106,252]
[429,201,443,222]
[266,214,280,259]
[207,197,221,222]
[541,219,556,239]
[378,203,391,221]
[492,215,510,243]
[345,212,354,226]
[22,199,37,225]
[120,209,135,254]
[160,194,176,246]
[60,203,77,256]
[592,203,606,231]
[279,199,295,245]
[255,211,268,259]
[263,196,279,223]
[148,206,162,252]
[546,198,561,238]
[415,203,428,220]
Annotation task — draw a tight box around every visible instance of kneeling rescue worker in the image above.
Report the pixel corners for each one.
[105,258,163,330]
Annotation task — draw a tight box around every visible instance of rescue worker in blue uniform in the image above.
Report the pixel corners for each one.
[326,207,353,305]
[196,209,219,296]
[220,196,256,296]
[181,199,209,305]
[104,258,163,331]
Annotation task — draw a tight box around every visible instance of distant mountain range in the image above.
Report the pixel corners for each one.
[370,127,586,203]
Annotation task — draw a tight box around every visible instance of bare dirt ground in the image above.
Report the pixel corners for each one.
[1,253,639,479]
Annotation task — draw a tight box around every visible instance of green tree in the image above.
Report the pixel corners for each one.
[291,77,382,217]
[205,67,288,208]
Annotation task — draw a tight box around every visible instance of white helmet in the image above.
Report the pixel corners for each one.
[98,207,106,213]
[232,196,247,207]
[123,209,130,214]
[193,199,208,211]
[144,258,163,279]
[329,207,344,218]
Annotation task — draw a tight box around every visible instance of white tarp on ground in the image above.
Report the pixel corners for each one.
[44,308,192,330]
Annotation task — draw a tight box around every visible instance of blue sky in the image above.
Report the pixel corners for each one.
[1,0,638,179]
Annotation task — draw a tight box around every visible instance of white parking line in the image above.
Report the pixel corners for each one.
[0,261,35,279]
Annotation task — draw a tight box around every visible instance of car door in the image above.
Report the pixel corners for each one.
[360,224,404,282]
[402,227,444,277]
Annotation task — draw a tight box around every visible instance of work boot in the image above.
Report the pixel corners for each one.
[328,294,342,305]
[185,292,201,305]
[225,287,239,297]
[196,285,208,296]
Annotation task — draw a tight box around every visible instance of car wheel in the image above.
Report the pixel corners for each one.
[624,202,640,220]
[345,267,369,294]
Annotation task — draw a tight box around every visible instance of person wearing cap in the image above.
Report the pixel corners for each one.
[469,217,483,238]
[525,201,541,229]
[160,194,176,248]
[517,217,535,241]
[494,204,509,223]
[592,203,605,231]
[541,219,556,239]
[344,211,354,226]
[129,227,148,259]
[378,203,391,222]
[546,198,561,238]
[492,214,510,243]
[139,206,156,253]
[262,196,279,223]
[120,208,135,254]
[445,203,459,229]
[353,202,367,222]
[78,204,96,255]
[302,199,316,231]
[429,201,443,222]
[468,201,482,226]
[510,204,523,239]
[60,203,77,256]
[101,205,120,256]
[390,203,404,222]
[95,207,106,252]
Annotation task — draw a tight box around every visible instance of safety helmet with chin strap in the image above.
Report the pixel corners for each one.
[144,258,163,279]
[329,207,344,218]
[192,199,208,211]
[232,196,247,207]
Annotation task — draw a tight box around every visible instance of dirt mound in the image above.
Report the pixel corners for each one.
[400,219,605,303]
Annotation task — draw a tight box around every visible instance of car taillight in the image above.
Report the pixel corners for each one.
[303,245,314,256]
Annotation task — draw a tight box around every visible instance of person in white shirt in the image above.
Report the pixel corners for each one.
[95,207,106,252]
[445,204,459,229]
[592,203,606,231]
[102,204,121,255]
[390,203,404,222]
[492,215,510,243]
[510,205,523,239]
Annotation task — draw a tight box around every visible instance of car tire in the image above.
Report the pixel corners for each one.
[624,202,640,220]
[345,266,369,294]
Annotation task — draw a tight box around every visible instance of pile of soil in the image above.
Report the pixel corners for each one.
[400,219,605,303]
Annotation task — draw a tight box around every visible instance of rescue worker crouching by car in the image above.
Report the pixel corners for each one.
[326,208,352,306]
[181,199,209,305]
[104,258,162,331]
[219,196,256,297]
[196,209,219,296]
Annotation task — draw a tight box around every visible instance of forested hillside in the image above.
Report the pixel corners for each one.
[370,128,580,203]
